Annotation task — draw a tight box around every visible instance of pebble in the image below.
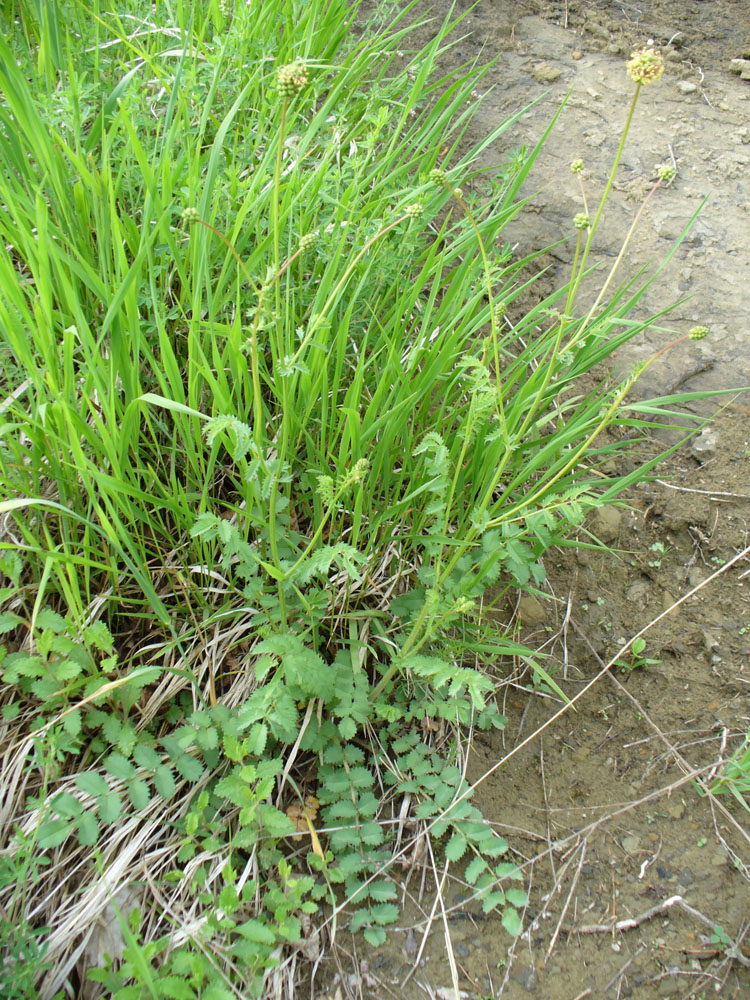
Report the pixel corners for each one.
[531,62,562,83]
[518,593,547,626]
[590,505,621,544]
[622,835,641,855]
[626,580,649,608]
[690,428,719,461]
[677,80,698,94]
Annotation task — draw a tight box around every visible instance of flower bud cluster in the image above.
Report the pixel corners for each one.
[655,163,676,182]
[277,62,309,98]
[298,231,319,254]
[626,46,665,85]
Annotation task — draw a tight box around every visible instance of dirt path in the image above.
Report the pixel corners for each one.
[321,4,750,998]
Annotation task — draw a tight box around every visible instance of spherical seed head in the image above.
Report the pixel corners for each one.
[181,206,200,224]
[494,300,507,322]
[574,212,591,230]
[277,62,309,98]
[429,167,447,185]
[298,231,318,253]
[405,201,424,219]
[626,47,665,85]
[656,163,676,182]
[570,158,585,175]
[689,325,709,341]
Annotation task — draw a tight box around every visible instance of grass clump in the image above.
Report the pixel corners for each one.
[0,2,708,995]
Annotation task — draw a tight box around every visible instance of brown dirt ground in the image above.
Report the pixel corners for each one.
[317,4,750,999]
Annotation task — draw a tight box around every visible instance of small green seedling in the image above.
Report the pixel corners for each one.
[618,638,660,673]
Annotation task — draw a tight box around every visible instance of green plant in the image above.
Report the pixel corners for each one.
[709,728,750,812]
[618,637,661,673]
[0,3,722,995]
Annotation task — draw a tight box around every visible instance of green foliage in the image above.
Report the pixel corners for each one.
[708,728,750,813]
[0,0,715,993]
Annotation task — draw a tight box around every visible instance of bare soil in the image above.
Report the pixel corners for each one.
[320,3,750,999]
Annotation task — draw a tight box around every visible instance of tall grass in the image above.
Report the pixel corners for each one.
[0,1,713,995]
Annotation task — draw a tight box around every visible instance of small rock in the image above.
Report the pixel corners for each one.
[677,80,697,94]
[622,835,641,855]
[531,62,562,84]
[518,594,547,626]
[666,799,686,820]
[584,21,610,41]
[710,850,728,867]
[702,629,720,654]
[658,978,682,997]
[626,581,649,608]
[662,590,676,612]
[572,50,583,61]
[590,506,621,544]
[691,428,718,461]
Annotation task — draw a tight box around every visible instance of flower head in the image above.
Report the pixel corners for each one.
[574,212,591,230]
[570,158,585,175]
[298,231,318,254]
[429,168,447,185]
[405,201,424,220]
[656,163,676,183]
[277,62,309,99]
[689,325,709,341]
[626,46,665,85]
[181,206,200,225]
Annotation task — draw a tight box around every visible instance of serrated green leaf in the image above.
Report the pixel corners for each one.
[36,609,67,633]
[245,723,267,757]
[482,836,509,858]
[153,765,176,800]
[257,804,295,838]
[363,926,387,947]
[502,907,523,936]
[368,881,397,902]
[359,822,385,846]
[444,833,468,862]
[37,817,72,849]
[156,975,196,999]
[133,744,162,771]
[505,888,528,907]
[369,903,400,925]
[116,720,139,756]
[173,754,204,782]
[76,810,99,846]
[202,986,235,1000]
[347,766,374,789]
[0,611,22,634]
[128,778,151,811]
[236,918,277,945]
[102,714,122,745]
[105,752,135,781]
[325,799,358,820]
[51,792,83,820]
[465,856,489,884]
[481,890,506,914]
[218,885,240,915]
[84,621,114,654]
[98,790,122,824]
[338,716,357,740]
[75,772,111,798]
[61,708,81,738]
